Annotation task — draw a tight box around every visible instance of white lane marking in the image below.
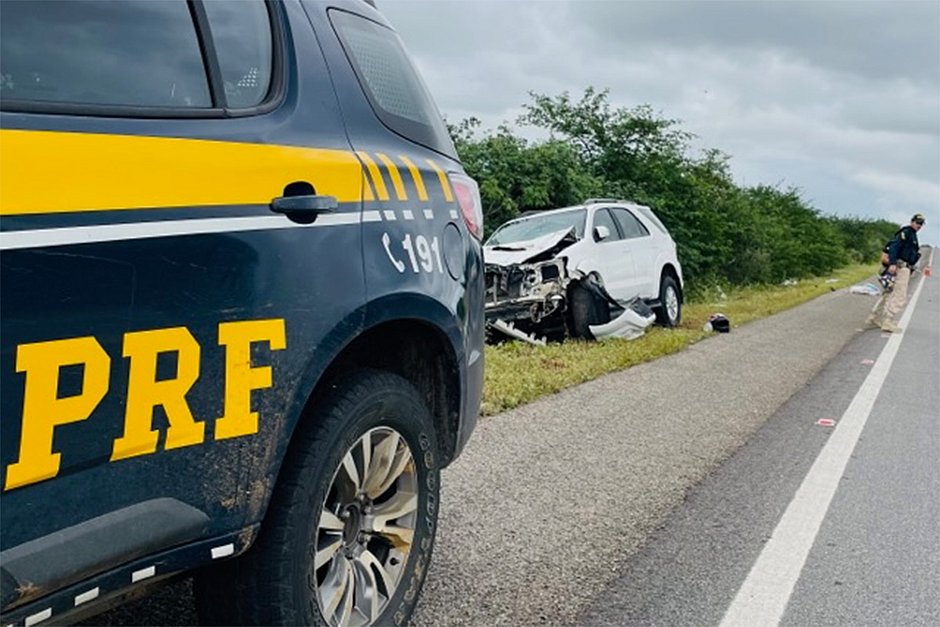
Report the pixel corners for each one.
[363,210,382,223]
[0,212,364,251]
[402,209,414,220]
[211,543,235,559]
[131,566,156,583]
[383,210,397,221]
[423,209,435,220]
[24,609,52,627]
[74,587,100,606]
[449,209,459,220]
[720,248,933,627]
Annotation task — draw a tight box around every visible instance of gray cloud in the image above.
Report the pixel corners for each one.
[576,1,939,84]
[382,0,940,227]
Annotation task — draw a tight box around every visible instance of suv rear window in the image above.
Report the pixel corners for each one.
[0,0,211,108]
[329,10,457,159]
[611,207,650,239]
[636,206,670,235]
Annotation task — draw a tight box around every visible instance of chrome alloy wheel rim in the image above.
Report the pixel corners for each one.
[314,427,419,626]
[665,285,679,322]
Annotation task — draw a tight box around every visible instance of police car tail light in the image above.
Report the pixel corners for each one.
[449,172,484,240]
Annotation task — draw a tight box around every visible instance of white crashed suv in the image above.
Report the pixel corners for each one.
[483,199,683,341]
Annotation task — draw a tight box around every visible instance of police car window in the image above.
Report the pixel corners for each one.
[203,0,273,109]
[0,0,210,108]
[329,10,458,160]
[593,209,622,242]
[612,208,651,239]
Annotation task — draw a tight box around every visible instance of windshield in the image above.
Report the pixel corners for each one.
[486,209,587,246]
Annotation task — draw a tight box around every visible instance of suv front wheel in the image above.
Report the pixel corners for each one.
[195,369,439,626]
[656,275,682,327]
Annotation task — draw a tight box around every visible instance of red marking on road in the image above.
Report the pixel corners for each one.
[861,359,875,366]
[816,418,836,427]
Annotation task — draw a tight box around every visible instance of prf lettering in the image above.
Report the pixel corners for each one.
[3,319,286,491]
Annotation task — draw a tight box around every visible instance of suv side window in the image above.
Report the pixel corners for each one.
[328,9,458,159]
[637,206,669,234]
[202,0,273,109]
[592,208,622,242]
[612,208,651,239]
[0,0,211,108]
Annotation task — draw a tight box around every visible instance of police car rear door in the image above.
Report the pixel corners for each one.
[302,1,472,308]
[0,0,366,609]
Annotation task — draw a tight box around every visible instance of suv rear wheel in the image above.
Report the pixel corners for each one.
[195,369,439,626]
[656,275,682,327]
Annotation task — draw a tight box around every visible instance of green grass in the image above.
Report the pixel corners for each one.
[481,263,879,416]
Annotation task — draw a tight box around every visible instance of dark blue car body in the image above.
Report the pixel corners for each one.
[0,1,483,624]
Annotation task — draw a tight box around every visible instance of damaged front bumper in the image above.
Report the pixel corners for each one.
[484,258,569,344]
[484,258,568,324]
[588,299,656,340]
[484,259,655,344]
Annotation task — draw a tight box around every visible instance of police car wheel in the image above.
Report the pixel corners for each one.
[656,276,682,327]
[195,369,439,626]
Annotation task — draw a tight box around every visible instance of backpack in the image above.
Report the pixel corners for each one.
[881,228,903,266]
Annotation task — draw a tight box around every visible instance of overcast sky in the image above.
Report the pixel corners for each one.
[381,0,940,231]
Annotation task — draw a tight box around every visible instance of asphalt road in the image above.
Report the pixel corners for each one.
[85,256,937,626]
[582,253,938,626]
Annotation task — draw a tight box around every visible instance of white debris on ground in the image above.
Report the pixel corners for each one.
[588,304,656,340]
[849,282,882,296]
[490,320,547,345]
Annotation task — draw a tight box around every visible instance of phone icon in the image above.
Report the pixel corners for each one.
[382,232,406,273]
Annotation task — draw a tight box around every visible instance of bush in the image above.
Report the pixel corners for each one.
[453,88,899,289]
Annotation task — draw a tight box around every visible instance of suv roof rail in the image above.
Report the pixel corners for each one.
[583,198,626,205]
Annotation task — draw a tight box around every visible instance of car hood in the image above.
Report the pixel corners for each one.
[484,228,579,266]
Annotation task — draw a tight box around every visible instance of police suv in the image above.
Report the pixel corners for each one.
[0,1,484,625]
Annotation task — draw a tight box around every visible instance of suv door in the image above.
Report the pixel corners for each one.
[1,0,366,610]
[584,207,636,301]
[611,206,656,297]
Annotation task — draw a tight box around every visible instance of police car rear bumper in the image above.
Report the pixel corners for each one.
[453,348,484,462]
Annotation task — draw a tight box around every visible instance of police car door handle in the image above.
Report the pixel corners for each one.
[270,194,338,215]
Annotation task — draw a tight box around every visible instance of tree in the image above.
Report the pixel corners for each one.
[450,118,605,234]
[449,88,888,290]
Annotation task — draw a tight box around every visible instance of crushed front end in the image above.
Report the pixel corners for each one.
[484,258,569,343]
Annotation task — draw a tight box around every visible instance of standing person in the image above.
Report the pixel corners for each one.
[868,213,925,332]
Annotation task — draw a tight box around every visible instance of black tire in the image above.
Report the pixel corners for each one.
[656,275,682,327]
[195,369,440,626]
[568,282,609,339]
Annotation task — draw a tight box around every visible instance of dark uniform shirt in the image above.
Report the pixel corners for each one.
[887,225,920,266]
